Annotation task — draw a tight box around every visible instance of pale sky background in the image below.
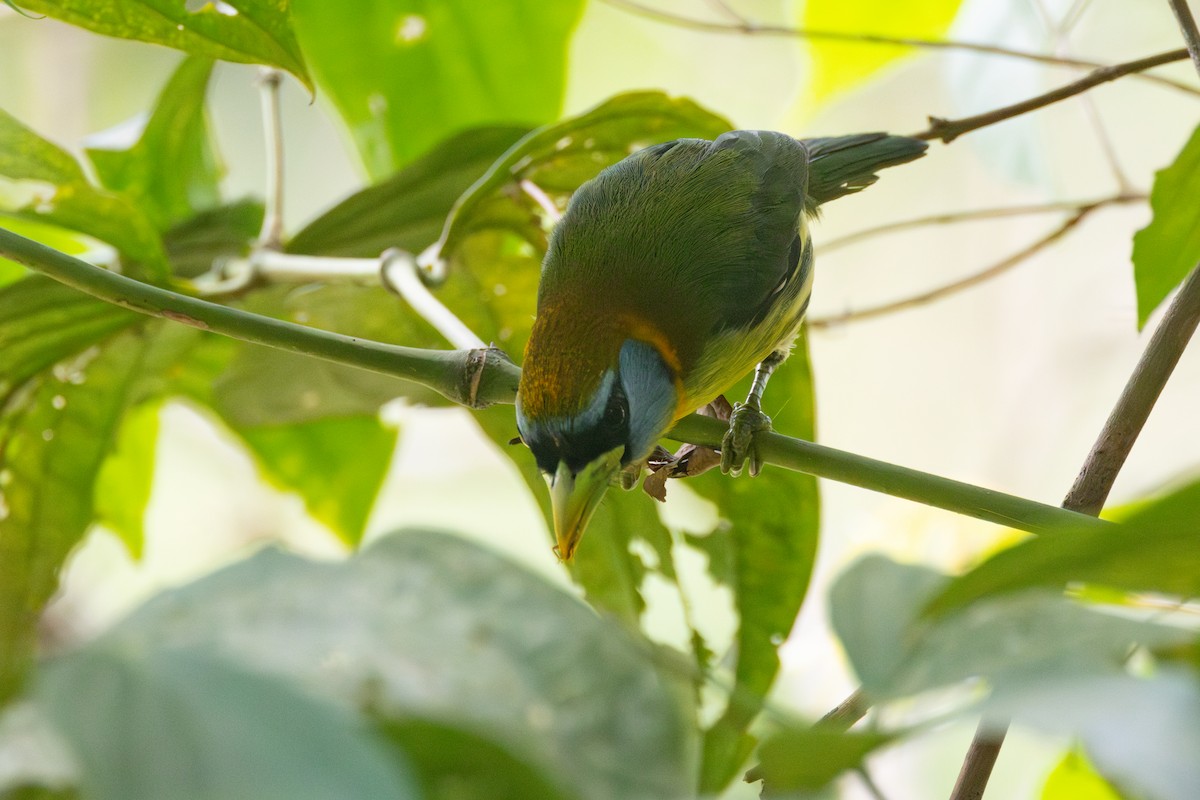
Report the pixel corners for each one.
[3,0,1200,797]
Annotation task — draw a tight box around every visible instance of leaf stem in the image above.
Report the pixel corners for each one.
[256,68,286,250]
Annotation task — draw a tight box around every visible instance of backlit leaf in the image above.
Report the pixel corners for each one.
[754,727,894,794]
[1132,123,1200,328]
[290,0,584,176]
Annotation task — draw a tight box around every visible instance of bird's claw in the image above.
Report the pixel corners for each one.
[720,402,772,477]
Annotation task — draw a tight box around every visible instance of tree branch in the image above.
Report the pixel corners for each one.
[811,204,1097,329]
[913,49,1190,143]
[603,0,1200,97]
[0,226,1112,539]
[948,7,1200,788]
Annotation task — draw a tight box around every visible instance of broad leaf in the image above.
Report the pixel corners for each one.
[93,530,694,800]
[0,110,167,278]
[753,727,894,795]
[801,0,963,104]
[287,126,529,257]
[37,644,416,800]
[696,334,820,792]
[162,198,263,278]
[87,57,222,232]
[830,556,1191,701]
[0,331,155,701]
[12,0,311,91]
[290,0,584,176]
[1040,748,1124,800]
[988,669,1200,800]
[1132,123,1200,328]
[423,91,733,268]
[382,718,575,800]
[240,415,396,546]
[924,479,1200,616]
[93,401,160,559]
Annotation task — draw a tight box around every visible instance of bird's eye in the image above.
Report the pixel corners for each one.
[603,394,627,428]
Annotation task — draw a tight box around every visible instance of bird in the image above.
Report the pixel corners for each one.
[516,130,927,561]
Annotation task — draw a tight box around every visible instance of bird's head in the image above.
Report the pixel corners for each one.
[517,308,681,561]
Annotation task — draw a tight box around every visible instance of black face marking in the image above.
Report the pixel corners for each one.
[526,381,630,476]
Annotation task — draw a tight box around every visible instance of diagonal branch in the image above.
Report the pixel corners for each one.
[603,0,1200,96]
[913,48,1190,143]
[0,226,1112,539]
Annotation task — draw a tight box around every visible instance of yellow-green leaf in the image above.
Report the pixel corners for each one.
[1041,748,1124,800]
[802,0,964,105]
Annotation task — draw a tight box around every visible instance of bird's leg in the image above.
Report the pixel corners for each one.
[720,351,786,477]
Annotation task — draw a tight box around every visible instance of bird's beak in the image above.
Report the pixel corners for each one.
[549,447,623,561]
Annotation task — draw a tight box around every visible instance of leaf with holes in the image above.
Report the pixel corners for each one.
[290,0,583,177]
[13,0,311,91]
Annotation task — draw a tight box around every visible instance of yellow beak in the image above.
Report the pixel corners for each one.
[549,447,623,561]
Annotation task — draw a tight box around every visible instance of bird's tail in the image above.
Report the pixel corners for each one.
[802,133,928,208]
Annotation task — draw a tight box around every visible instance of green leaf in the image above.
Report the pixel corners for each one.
[87,57,222,232]
[381,718,575,800]
[240,415,395,546]
[93,401,160,559]
[830,556,1190,702]
[13,0,311,91]
[924,479,1200,617]
[0,110,167,278]
[988,669,1200,800]
[162,198,263,278]
[0,331,154,701]
[287,126,529,257]
[696,333,820,792]
[753,728,893,794]
[290,0,584,177]
[0,276,137,394]
[1041,748,1124,800]
[210,284,442,426]
[36,644,417,800]
[801,0,963,104]
[425,92,733,267]
[95,530,694,800]
[1132,123,1200,328]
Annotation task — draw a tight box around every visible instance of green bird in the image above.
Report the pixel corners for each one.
[516,130,926,560]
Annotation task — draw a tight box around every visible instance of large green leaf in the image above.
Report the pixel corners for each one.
[830,556,1190,702]
[1132,123,1200,328]
[424,92,733,268]
[162,198,262,278]
[12,0,311,91]
[87,57,222,233]
[0,331,157,701]
[287,126,529,257]
[0,111,167,278]
[37,644,417,800]
[695,335,820,792]
[290,0,584,177]
[93,530,694,800]
[240,415,396,546]
[801,0,963,104]
[924,479,1200,616]
[93,400,160,559]
[1040,748,1124,800]
[753,727,894,795]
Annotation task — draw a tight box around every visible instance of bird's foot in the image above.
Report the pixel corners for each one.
[720,402,772,477]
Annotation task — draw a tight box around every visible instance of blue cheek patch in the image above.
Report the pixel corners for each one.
[619,339,678,463]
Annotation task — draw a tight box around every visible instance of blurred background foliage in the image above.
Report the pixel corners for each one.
[1,0,1200,798]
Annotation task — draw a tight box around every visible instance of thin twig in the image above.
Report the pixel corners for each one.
[913,48,1190,143]
[947,8,1200,786]
[819,194,1144,254]
[811,207,1093,329]
[818,687,870,731]
[257,68,286,250]
[380,248,486,349]
[602,0,1200,96]
[0,227,1114,539]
